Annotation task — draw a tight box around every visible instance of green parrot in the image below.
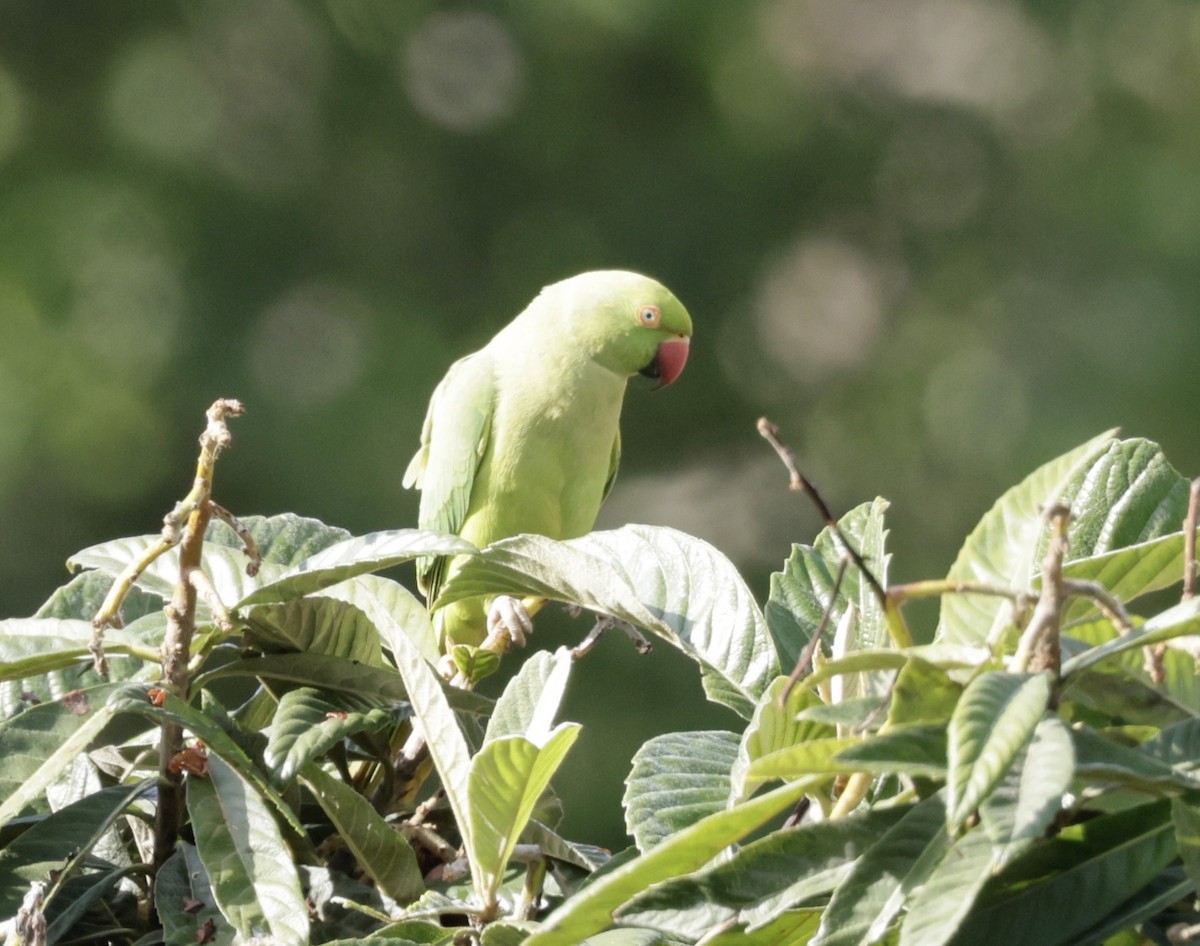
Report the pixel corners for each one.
[403,270,693,649]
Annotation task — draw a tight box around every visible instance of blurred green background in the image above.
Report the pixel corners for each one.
[3,1,1198,849]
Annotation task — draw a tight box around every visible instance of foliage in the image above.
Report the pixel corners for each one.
[3,418,1200,946]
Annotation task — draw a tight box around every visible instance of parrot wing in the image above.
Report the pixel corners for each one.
[602,428,621,504]
[403,351,495,603]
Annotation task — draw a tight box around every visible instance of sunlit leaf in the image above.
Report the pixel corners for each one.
[939,432,1115,645]
[485,647,574,745]
[897,824,996,946]
[187,754,309,943]
[522,775,821,946]
[810,795,947,946]
[264,687,397,783]
[437,524,777,718]
[1062,596,1200,678]
[946,672,1051,835]
[625,729,741,853]
[467,724,581,903]
[237,528,476,607]
[302,762,425,903]
[732,675,834,802]
[243,595,386,664]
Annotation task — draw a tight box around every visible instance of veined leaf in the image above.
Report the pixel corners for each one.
[946,801,1176,946]
[732,675,834,803]
[467,724,581,904]
[35,568,162,624]
[624,729,741,853]
[897,824,998,946]
[0,696,121,832]
[302,762,425,903]
[0,617,158,682]
[703,909,822,946]
[237,528,476,607]
[621,806,908,933]
[264,687,396,783]
[980,715,1074,868]
[946,672,1051,835]
[1061,531,1187,621]
[1061,596,1200,679]
[0,780,152,916]
[436,524,777,718]
[243,596,386,664]
[522,775,822,946]
[187,754,309,943]
[68,534,283,607]
[320,573,440,664]
[192,652,491,715]
[810,795,947,946]
[157,843,234,946]
[485,647,574,745]
[765,499,892,680]
[1069,725,1200,793]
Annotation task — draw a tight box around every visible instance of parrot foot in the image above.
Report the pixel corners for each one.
[487,595,536,649]
[571,613,652,659]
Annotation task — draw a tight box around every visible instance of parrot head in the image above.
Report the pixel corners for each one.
[548,270,692,388]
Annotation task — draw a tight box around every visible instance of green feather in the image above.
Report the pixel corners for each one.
[405,270,692,646]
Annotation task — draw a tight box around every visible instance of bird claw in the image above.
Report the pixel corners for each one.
[487,595,535,649]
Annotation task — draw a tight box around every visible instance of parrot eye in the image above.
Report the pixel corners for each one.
[636,305,662,328]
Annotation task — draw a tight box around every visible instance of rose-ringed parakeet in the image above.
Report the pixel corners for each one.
[403,270,693,650]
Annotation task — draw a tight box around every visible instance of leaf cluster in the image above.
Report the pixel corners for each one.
[2,428,1200,946]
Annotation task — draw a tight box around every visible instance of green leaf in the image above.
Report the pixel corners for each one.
[437,524,778,718]
[0,695,121,832]
[243,595,386,664]
[522,775,822,946]
[704,910,822,945]
[108,686,306,835]
[898,824,998,946]
[0,617,158,682]
[747,736,862,781]
[1061,531,1188,620]
[321,573,440,664]
[68,534,284,607]
[35,568,162,624]
[1062,596,1200,678]
[887,657,962,727]
[0,780,151,916]
[156,843,235,946]
[237,528,476,607]
[834,725,948,778]
[486,647,574,744]
[1069,725,1200,793]
[624,729,741,853]
[264,687,397,782]
[1141,717,1200,775]
[371,596,479,904]
[205,513,354,565]
[301,762,425,903]
[946,672,1051,835]
[946,800,1176,946]
[938,431,1114,645]
[467,724,581,904]
[765,499,892,678]
[810,795,947,946]
[1171,793,1200,893]
[192,652,492,715]
[732,675,834,802]
[187,754,309,943]
[979,715,1074,868]
[622,807,908,934]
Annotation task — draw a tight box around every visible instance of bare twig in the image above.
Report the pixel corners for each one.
[758,418,886,605]
[154,398,244,877]
[1011,505,1070,676]
[758,417,913,649]
[209,501,262,577]
[571,613,652,659]
[1184,479,1200,601]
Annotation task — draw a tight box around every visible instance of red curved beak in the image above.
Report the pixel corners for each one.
[653,336,690,388]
